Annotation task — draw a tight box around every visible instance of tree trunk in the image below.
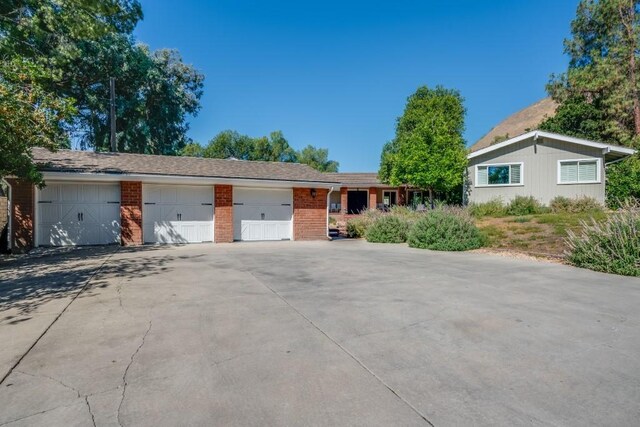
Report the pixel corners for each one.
[621,3,640,135]
[428,187,434,210]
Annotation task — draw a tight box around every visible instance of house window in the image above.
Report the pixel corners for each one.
[558,159,600,184]
[383,190,397,208]
[476,163,522,187]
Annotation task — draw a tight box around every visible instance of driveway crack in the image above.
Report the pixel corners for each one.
[85,396,96,427]
[117,320,152,427]
[246,271,435,426]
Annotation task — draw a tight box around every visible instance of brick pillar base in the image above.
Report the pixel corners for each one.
[293,188,328,240]
[6,179,34,251]
[121,181,143,246]
[214,185,233,243]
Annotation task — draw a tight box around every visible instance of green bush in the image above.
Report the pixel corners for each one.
[365,215,409,243]
[506,196,542,216]
[550,196,603,214]
[467,198,506,218]
[407,209,484,251]
[566,203,640,276]
[345,209,381,238]
[346,217,368,238]
[606,155,640,209]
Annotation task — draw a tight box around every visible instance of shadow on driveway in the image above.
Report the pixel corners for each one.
[0,245,180,318]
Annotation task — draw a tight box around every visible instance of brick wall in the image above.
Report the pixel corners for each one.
[293,187,328,241]
[214,184,233,243]
[340,187,348,214]
[6,179,34,251]
[0,195,7,251]
[121,181,142,246]
[369,187,378,209]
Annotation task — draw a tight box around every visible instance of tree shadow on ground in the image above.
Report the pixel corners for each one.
[0,244,184,318]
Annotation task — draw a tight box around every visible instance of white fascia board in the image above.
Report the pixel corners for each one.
[467,130,636,159]
[40,171,338,189]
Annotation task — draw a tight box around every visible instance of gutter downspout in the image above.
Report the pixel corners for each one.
[326,186,334,240]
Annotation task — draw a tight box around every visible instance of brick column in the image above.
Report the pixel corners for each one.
[6,179,34,251]
[293,188,328,241]
[340,187,348,214]
[121,181,142,246]
[369,187,377,210]
[214,184,233,243]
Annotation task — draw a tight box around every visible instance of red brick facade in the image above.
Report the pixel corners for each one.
[6,179,34,251]
[369,187,377,210]
[293,187,328,241]
[340,187,348,214]
[120,181,143,246]
[214,184,233,243]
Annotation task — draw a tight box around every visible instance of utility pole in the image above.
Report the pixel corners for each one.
[109,77,116,152]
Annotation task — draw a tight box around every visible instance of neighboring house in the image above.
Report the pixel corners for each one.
[4,148,340,251]
[466,130,636,205]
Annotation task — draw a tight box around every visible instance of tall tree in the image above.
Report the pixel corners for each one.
[0,0,142,183]
[546,0,640,148]
[379,86,468,207]
[63,34,204,154]
[297,145,339,172]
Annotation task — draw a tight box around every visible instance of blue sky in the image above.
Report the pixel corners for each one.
[134,1,578,171]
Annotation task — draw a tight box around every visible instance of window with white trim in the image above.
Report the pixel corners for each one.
[476,163,522,186]
[558,159,599,184]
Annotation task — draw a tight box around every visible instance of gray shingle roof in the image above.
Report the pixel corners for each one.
[33,148,339,184]
[324,173,385,187]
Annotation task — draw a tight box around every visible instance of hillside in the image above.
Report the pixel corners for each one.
[470,98,558,152]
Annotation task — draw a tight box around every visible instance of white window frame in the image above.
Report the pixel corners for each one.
[557,158,601,185]
[475,162,524,188]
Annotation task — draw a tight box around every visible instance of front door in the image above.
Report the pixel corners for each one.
[347,190,368,214]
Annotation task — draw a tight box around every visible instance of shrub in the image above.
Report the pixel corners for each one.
[606,155,640,209]
[329,216,337,226]
[346,217,368,238]
[506,196,542,216]
[550,196,603,214]
[408,209,484,251]
[467,197,506,218]
[566,203,640,276]
[365,215,409,243]
[345,209,381,238]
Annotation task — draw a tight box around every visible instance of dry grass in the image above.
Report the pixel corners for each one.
[476,211,607,259]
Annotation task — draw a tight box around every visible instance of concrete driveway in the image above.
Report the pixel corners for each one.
[0,241,639,426]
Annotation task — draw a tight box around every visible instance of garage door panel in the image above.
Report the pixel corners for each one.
[233,188,292,241]
[143,184,214,244]
[37,183,120,246]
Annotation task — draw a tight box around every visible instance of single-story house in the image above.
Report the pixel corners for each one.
[466,130,636,205]
[4,148,340,251]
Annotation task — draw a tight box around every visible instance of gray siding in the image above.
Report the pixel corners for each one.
[467,137,606,205]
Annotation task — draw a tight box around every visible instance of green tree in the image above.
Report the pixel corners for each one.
[297,145,339,172]
[0,0,142,182]
[379,86,468,207]
[546,0,640,148]
[62,35,204,154]
[180,142,204,157]
[203,130,255,160]
[0,58,75,185]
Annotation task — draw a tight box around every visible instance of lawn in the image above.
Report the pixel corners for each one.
[476,211,607,258]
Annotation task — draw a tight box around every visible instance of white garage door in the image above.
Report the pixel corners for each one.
[37,183,121,246]
[143,185,213,244]
[233,188,292,241]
